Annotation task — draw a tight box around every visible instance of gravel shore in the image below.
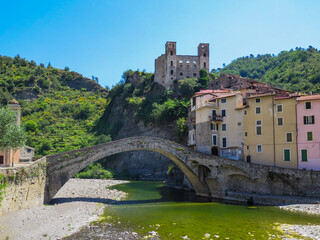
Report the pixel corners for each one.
[278,203,320,240]
[0,179,129,240]
[0,179,320,240]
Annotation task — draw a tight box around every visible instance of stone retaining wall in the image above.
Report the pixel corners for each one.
[0,157,47,216]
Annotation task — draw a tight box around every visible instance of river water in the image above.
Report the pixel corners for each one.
[99,181,320,239]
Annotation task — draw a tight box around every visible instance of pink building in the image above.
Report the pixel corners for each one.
[297,95,320,170]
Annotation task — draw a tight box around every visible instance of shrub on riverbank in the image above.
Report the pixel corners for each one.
[74,163,113,179]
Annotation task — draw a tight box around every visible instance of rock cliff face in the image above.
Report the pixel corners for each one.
[100,83,184,183]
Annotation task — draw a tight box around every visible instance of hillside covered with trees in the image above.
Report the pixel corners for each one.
[0,54,104,104]
[216,46,320,93]
[0,55,108,156]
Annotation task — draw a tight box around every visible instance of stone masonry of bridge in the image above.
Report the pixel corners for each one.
[46,136,320,205]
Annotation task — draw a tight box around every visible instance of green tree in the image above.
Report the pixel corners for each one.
[0,107,27,166]
[198,69,209,88]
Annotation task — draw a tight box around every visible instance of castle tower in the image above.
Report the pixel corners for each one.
[165,42,177,87]
[154,42,210,89]
[198,43,209,72]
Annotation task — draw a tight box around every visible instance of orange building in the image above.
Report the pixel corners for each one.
[0,99,21,167]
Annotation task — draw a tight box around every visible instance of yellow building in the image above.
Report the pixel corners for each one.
[243,94,298,168]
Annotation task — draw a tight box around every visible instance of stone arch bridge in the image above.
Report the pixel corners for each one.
[45,136,320,204]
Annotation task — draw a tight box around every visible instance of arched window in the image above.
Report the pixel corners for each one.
[170,51,173,56]
[171,70,174,75]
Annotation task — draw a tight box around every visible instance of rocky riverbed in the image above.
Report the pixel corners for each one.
[0,179,320,240]
[278,204,320,240]
[0,179,130,240]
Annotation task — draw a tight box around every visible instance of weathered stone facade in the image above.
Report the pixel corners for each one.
[0,157,47,216]
[154,42,209,88]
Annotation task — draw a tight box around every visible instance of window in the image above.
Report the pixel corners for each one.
[203,53,206,57]
[256,126,262,135]
[210,123,215,130]
[307,131,313,141]
[256,107,261,114]
[246,146,249,150]
[180,72,183,76]
[277,104,283,112]
[301,149,308,162]
[284,149,291,161]
[212,110,217,116]
[193,61,197,64]
[170,70,174,75]
[306,102,311,109]
[245,132,248,137]
[193,73,197,77]
[171,61,173,66]
[277,117,283,126]
[222,138,227,148]
[286,132,293,142]
[216,124,219,131]
[170,51,173,56]
[244,110,247,115]
[212,135,217,146]
[304,115,315,124]
[256,120,262,135]
[221,109,226,117]
[256,98,261,103]
[237,122,241,126]
[192,134,195,141]
[257,144,262,153]
[204,62,206,68]
[222,124,227,131]
[221,98,226,103]
[179,60,183,63]
[186,60,190,64]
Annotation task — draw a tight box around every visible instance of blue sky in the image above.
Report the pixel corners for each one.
[1,0,319,88]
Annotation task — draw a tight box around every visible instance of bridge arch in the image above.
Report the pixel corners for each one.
[45,137,210,203]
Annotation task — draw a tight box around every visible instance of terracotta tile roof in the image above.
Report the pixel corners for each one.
[215,93,238,99]
[297,95,320,101]
[192,89,230,98]
[247,93,275,99]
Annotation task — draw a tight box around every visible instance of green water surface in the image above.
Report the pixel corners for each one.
[103,181,320,239]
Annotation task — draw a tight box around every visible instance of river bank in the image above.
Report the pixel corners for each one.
[0,179,130,240]
[0,179,320,240]
[278,203,320,240]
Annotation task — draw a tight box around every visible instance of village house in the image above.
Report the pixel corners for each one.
[0,100,21,167]
[243,93,298,168]
[188,89,245,160]
[0,100,35,167]
[296,95,320,170]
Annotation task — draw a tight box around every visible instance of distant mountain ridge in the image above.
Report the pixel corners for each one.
[216,46,320,93]
[0,54,104,103]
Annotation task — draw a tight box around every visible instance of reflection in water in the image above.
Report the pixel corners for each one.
[103,181,320,239]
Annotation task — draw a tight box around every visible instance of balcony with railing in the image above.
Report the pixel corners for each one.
[209,115,223,122]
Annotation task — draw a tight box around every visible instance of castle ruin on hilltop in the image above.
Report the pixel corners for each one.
[154,42,209,88]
